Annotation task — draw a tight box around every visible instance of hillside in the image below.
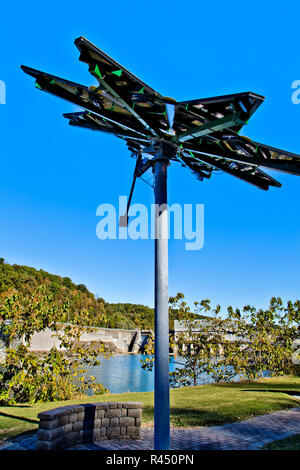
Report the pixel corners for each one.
[0,258,174,330]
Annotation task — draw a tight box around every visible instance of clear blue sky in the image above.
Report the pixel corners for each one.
[1,1,300,312]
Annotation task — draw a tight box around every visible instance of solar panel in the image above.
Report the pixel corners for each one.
[21,36,300,193]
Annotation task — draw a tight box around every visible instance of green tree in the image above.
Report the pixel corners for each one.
[141,293,300,387]
[0,286,110,404]
[220,297,300,380]
[142,293,232,387]
[0,260,159,330]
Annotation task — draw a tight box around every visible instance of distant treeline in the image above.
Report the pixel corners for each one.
[0,258,184,330]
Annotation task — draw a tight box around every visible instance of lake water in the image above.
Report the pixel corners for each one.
[86,354,216,394]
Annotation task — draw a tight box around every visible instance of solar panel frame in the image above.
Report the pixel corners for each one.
[21,36,300,191]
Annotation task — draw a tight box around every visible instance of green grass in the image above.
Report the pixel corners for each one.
[262,434,300,450]
[0,375,299,442]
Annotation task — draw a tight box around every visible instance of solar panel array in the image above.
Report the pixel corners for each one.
[22,36,300,190]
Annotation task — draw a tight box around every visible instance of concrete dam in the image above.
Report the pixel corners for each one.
[27,326,146,353]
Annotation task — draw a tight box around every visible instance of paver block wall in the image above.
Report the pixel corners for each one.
[36,402,143,450]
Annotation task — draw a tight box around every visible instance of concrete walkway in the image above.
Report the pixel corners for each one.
[0,407,299,451]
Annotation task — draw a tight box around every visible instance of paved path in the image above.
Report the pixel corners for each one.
[1,407,299,451]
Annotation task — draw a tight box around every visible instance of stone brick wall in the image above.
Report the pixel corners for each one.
[36,402,143,450]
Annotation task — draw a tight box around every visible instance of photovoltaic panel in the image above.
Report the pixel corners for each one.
[21,36,300,191]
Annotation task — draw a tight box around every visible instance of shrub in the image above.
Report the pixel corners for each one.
[0,286,110,404]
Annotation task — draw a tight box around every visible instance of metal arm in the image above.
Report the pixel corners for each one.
[119,152,142,227]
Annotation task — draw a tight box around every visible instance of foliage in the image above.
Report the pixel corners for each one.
[0,286,110,404]
[0,259,160,330]
[142,293,236,386]
[262,433,300,450]
[142,293,300,387]
[221,296,300,380]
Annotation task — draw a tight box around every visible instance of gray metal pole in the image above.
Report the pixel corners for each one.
[153,157,170,450]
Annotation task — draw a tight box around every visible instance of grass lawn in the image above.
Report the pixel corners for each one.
[262,434,300,450]
[0,375,299,442]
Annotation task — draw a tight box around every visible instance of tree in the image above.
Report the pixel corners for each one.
[0,286,110,404]
[220,297,300,380]
[0,260,162,329]
[142,293,233,387]
[141,293,300,387]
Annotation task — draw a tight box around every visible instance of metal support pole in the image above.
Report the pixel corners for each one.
[153,157,170,450]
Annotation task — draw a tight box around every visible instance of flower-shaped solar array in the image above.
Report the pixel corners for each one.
[22,36,300,191]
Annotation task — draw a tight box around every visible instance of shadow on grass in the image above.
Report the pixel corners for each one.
[241,389,300,397]
[169,408,236,427]
[215,381,300,392]
[140,405,230,427]
[0,404,30,408]
[0,412,39,424]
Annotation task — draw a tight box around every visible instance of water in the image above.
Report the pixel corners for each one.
[85,354,217,394]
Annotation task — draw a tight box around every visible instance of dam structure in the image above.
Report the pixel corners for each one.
[0,325,145,356]
[28,326,143,353]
